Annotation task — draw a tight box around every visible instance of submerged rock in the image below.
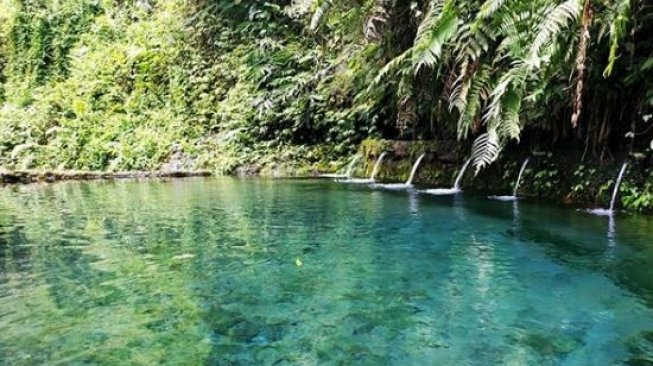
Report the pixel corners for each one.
[172,254,196,261]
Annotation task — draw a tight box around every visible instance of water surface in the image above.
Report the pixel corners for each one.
[1,178,653,365]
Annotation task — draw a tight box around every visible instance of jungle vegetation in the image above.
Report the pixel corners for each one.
[0,0,651,174]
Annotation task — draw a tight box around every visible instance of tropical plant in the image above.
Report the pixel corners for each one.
[0,0,651,177]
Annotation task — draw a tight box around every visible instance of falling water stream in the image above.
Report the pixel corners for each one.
[513,158,531,196]
[422,157,472,195]
[338,152,388,184]
[405,153,426,185]
[345,155,361,178]
[320,155,362,179]
[454,158,472,190]
[489,157,531,201]
[370,152,387,181]
[587,162,629,216]
[376,153,426,189]
[610,162,629,211]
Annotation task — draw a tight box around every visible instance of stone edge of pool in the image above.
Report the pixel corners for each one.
[0,169,213,185]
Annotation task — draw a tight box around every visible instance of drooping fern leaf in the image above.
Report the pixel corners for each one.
[603,0,630,77]
[529,0,582,64]
[371,48,412,87]
[498,87,523,141]
[456,65,491,139]
[453,22,492,62]
[477,0,507,20]
[411,0,459,73]
[471,130,501,174]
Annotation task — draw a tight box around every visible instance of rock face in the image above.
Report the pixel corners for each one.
[0,170,212,185]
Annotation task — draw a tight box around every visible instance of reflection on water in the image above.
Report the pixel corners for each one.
[608,213,616,243]
[408,191,420,216]
[1,178,653,365]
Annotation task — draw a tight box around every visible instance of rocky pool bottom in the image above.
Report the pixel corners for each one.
[1,177,653,365]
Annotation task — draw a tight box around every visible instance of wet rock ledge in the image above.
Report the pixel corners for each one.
[0,170,212,185]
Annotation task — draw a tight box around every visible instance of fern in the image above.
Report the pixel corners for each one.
[453,22,492,62]
[471,130,501,174]
[456,65,490,139]
[449,59,471,112]
[529,0,582,63]
[411,0,459,73]
[372,48,412,87]
[483,66,519,125]
[478,0,507,19]
[498,87,523,141]
[603,0,630,77]
[414,1,446,42]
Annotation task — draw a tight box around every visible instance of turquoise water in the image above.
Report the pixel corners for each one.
[1,178,653,365]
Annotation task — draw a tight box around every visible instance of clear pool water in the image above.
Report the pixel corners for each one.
[1,178,653,365]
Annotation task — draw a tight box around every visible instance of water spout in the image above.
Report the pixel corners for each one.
[609,162,629,211]
[489,157,530,201]
[422,157,471,195]
[587,162,628,216]
[345,155,361,178]
[513,158,530,197]
[405,153,426,186]
[453,158,472,190]
[320,154,361,179]
[370,152,387,182]
[375,153,425,190]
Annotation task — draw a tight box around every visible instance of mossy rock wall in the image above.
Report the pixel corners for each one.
[353,139,653,213]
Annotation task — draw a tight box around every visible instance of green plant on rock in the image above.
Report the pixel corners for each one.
[621,168,653,212]
[532,167,561,198]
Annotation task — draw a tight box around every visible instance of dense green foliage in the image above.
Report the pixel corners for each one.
[0,0,371,172]
[0,0,651,174]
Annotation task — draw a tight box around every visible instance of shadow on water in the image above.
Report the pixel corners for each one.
[455,195,653,309]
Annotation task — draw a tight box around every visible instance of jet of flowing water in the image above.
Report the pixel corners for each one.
[345,155,361,178]
[405,153,426,186]
[453,158,472,190]
[609,162,629,211]
[586,162,629,216]
[422,157,472,195]
[370,152,387,181]
[512,158,531,197]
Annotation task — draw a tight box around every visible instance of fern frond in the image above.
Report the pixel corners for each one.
[415,1,445,41]
[371,48,412,87]
[471,130,501,174]
[449,59,471,112]
[529,0,582,63]
[411,0,459,73]
[603,0,630,77]
[457,65,491,139]
[483,63,528,125]
[478,0,507,19]
[498,87,523,141]
[453,23,492,62]
[496,10,536,56]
